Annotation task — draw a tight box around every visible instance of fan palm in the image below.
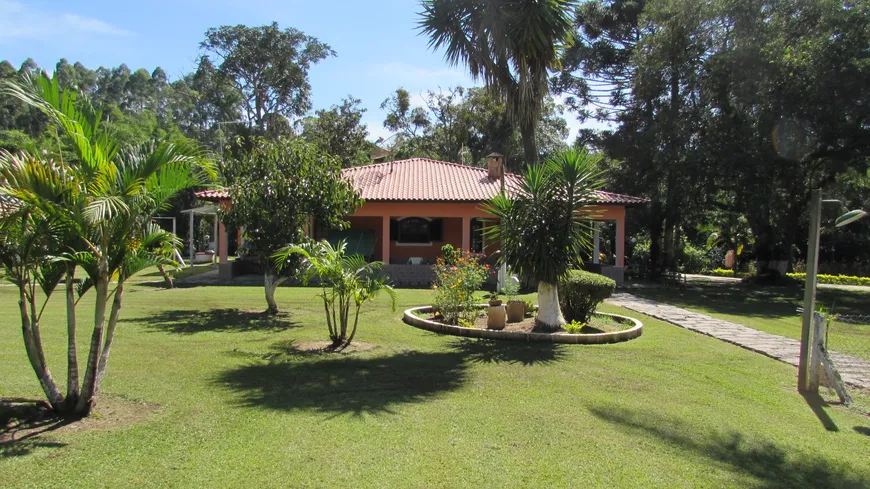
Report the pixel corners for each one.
[273,239,397,348]
[0,72,210,415]
[419,0,575,167]
[483,148,603,329]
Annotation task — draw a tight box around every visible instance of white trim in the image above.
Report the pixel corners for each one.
[396,242,434,247]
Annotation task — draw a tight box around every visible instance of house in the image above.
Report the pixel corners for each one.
[194,154,645,285]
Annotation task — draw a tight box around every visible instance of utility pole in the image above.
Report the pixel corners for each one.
[798,189,822,392]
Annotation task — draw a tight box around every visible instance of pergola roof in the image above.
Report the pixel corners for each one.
[195,158,647,206]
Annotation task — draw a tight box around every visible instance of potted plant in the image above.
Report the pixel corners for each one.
[484,292,506,330]
[503,279,524,322]
[485,291,502,307]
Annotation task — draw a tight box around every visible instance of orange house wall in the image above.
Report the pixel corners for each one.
[347,201,626,266]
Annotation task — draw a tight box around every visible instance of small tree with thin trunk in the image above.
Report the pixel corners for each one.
[220,137,361,314]
[483,149,603,330]
[273,239,396,348]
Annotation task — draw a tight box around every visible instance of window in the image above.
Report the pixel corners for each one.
[390,217,443,244]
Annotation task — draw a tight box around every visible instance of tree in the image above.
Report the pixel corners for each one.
[220,137,361,314]
[419,0,576,167]
[380,86,569,168]
[200,23,335,132]
[273,240,397,348]
[1,72,207,415]
[301,96,373,167]
[483,149,603,330]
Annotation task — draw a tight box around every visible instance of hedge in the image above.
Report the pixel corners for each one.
[786,273,870,287]
[559,270,616,323]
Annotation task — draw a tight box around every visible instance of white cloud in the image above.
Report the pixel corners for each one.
[0,0,133,42]
[362,117,393,144]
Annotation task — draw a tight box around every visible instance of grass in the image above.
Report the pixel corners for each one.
[629,281,870,362]
[1,284,869,488]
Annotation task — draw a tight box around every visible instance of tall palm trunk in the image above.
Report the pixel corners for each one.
[18,287,65,410]
[65,266,79,406]
[520,120,538,167]
[76,257,109,415]
[96,280,124,392]
[536,281,564,331]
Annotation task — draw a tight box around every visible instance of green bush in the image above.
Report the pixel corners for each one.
[711,268,735,277]
[559,270,616,323]
[786,273,870,287]
[679,243,709,274]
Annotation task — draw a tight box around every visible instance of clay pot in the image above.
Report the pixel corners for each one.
[489,299,503,307]
[506,300,525,323]
[487,304,506,330]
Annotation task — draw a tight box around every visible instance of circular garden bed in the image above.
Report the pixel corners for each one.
[403,305,643,344]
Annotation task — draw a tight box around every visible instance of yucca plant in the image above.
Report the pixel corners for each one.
[483,149,603,330]
[273,239,397,348]
[0,72,210,415]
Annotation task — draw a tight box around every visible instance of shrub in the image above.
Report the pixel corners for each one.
[786,273,870,287]
[679,242,709,274]
[563,320,585,334]
[711,268,735,277]
[559,270,616,323]
[432,245,489,324]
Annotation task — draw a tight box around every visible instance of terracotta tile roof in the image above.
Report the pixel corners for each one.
[194,189,230,201]
[194,158,647,205]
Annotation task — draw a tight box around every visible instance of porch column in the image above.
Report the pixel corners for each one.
[461,216,471,252]
[381,215,391,264]
[188,211,194,267]
[218,220,229,264]
[616,216,625,268]
[592,222,600,264]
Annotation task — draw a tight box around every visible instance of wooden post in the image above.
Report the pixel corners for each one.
[809,312,824,393]
[799,189,822,392]
[188,211,194,267]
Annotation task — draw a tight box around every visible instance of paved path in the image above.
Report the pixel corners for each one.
[608,293,870,391]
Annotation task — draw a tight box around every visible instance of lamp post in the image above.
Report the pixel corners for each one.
[797,191,866,392]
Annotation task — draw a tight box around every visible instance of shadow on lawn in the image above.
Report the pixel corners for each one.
[589,404,869,489]
[134,308,301,334]
[1,400,70,458]
[215,350,468,416]
[631,281,870,320]
[449,338,568,366]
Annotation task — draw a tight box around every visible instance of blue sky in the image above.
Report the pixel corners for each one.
[0,0,590,142]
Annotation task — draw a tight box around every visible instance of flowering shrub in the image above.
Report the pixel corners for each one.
[432,244,489,324]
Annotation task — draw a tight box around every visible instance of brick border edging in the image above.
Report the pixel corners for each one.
[402,306,643,344]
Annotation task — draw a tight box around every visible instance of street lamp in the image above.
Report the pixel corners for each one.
[836,209,868,227]
[798,192,865,392]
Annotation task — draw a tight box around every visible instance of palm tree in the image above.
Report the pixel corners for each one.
[0,72,209,415]
[483,149,603,330]
[419,0,575,168]
[273,240,397,348]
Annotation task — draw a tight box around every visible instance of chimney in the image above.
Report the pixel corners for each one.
[487,152,504,180]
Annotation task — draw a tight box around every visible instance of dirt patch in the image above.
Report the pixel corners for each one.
[266,339,378,357]
[1,396,160,452]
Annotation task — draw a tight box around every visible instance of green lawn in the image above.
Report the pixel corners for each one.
[1,284,869,488]
[630,281,870,362]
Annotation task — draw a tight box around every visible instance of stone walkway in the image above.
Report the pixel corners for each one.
[608,293,870,391]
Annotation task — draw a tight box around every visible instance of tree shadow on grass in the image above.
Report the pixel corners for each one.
[215,350,468,416]
[630,282,870,321]
[131,308,301,334]
[448,338,568,366]
[589,404,869,489]
[1,399,70,458]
